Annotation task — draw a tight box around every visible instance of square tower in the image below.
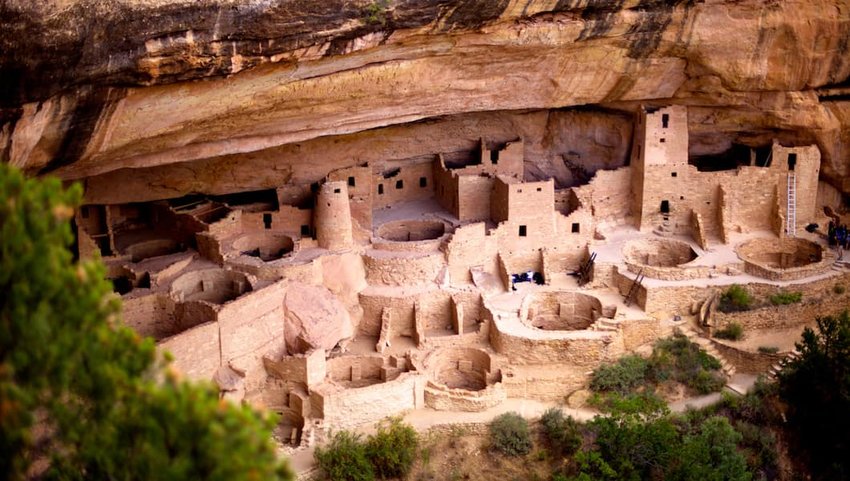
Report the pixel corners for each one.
[631,105,689,231]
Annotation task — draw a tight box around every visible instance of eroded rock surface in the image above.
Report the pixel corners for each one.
[283,282,354,355]
[1,0,849,197]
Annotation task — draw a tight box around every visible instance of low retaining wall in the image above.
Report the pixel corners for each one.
[709,339,785,374]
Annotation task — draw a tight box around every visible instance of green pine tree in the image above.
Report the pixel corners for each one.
[0,164,293,481]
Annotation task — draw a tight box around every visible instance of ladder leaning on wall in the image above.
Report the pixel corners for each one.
[786,172,797,237]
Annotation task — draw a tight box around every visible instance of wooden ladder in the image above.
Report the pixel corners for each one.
[623,268,644,306]
[577,251,596,286]
[787,172,797,237]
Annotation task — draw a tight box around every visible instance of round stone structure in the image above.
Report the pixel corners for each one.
[424,347,506,412]
[623,238,705,280]
[377,220,446,242]
[170,269,253,304]
[372,219,449,252]
[737,237,827,281]
[126,238,183,262]
[232,233,295,262]
[520,291,606,331]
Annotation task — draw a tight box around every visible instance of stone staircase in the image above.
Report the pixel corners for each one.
[589,317,619,332]
[653,214,674,237]
[677,325,737,377]
[767,349,801,380]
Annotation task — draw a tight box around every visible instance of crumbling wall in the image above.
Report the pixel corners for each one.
[158,321,221,382]
[122,292,176,340]
[218,280,288,392]
[363,250,445,286]
[312,374,420,428]
[372,161,434,209]
[457,175,494,222]
[445,223,499,284]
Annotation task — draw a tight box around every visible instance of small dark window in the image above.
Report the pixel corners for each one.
[662,113,669,128]
[347,176,355,187]
[81,206,89,219]
[660,200,670,214]
[378,184,384,195]
[571,223,580,233]
[680,196,684,200]
[263,213,272,229]
[706,201,711,205]
[519,225,527,237]
[788,153,797,171]
[396,180,404,189]
[671,172,677,177]
[536,187,542,192]
[517,189,523,193]
[660,138,666,143]
[490,150,499,164]
[419,177,427,188]
[300,225,310,236]
[333,188,341,194]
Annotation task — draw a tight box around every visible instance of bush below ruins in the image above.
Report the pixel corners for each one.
[489,412,532,456]
[715,322,745,341]
[314,417,419,481]
[719,284,754,313]
[589,334,726,409]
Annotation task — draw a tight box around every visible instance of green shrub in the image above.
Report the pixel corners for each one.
[489,412,532,456]
[590,355,649,394]
[315,430,374,481]
[540,408,582,456]
[834,284,846,295]
[649,334,726,394]
[714,322,744,341]
[691,369,727,394]
[769,291,802,305]
[366,417,419,479]
[757,346,779,354]
[363,0,390,25]
[719,284,753,312]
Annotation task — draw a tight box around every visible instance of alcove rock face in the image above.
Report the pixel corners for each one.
[2,0,850,203]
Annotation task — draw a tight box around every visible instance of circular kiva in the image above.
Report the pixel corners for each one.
[170,269,252,304]
[231,233,295,261]
[377,219,446,242]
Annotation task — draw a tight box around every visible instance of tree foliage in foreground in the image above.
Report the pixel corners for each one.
[779,312,850,481]
[0,164,293,480]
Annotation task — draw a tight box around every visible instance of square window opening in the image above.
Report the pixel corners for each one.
[396,180,404,189]
[300,225,310,236]
[378,184,384,195]
[571,223,580,233]
[518,225,527,237]
[347,176,355,187]
[333,188,341,194]
[671,172,677,177]
[263,213,272,229]
[660,138,666,143]
[419,177,427,188]
[660,200,670,214]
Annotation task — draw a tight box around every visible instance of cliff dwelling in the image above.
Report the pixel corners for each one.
[68,104,848,451]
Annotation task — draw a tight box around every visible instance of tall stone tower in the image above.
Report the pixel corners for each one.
[315,181,354,250]
[631,105,689,231]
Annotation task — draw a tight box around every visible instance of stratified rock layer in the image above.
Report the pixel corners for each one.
[1,0,849,200]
